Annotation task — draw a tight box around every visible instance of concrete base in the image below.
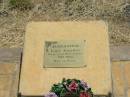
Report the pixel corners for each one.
[19,21,112,96]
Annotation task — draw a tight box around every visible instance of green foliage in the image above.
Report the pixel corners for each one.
[9,0,33,10]
[50,78,93,97]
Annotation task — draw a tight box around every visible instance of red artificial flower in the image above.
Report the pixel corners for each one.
[68,80,78,91]
[80,92,90,97]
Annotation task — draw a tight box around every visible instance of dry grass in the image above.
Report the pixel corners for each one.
[0,0,130,48]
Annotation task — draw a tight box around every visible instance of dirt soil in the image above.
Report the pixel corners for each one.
[0,0,130,48]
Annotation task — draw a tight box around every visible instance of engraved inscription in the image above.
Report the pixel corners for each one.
[44,40,85,68]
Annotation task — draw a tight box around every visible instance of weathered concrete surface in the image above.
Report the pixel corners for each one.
[0,48,22,64]
[112,62,125,97]
[0,75,12,97]
[0,48,22,97]
[0,46,130,97]
[124,63,130,87]
[127,89,130,97]
[112,61,130,97]
[19,21,111,96]
[110,46,130,97]
[110,46,130,61]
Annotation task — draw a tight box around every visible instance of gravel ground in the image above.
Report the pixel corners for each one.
[0,0,130,48]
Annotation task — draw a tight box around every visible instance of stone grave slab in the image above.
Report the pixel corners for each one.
[19,21,112,96]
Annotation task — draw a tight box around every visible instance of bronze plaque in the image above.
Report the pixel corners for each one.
[44,40,86,68]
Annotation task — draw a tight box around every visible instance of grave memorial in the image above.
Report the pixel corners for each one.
[19,21,112,96]
[44,40,86,68]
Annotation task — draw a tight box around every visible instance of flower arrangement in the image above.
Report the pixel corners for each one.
[44,78,93,97]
